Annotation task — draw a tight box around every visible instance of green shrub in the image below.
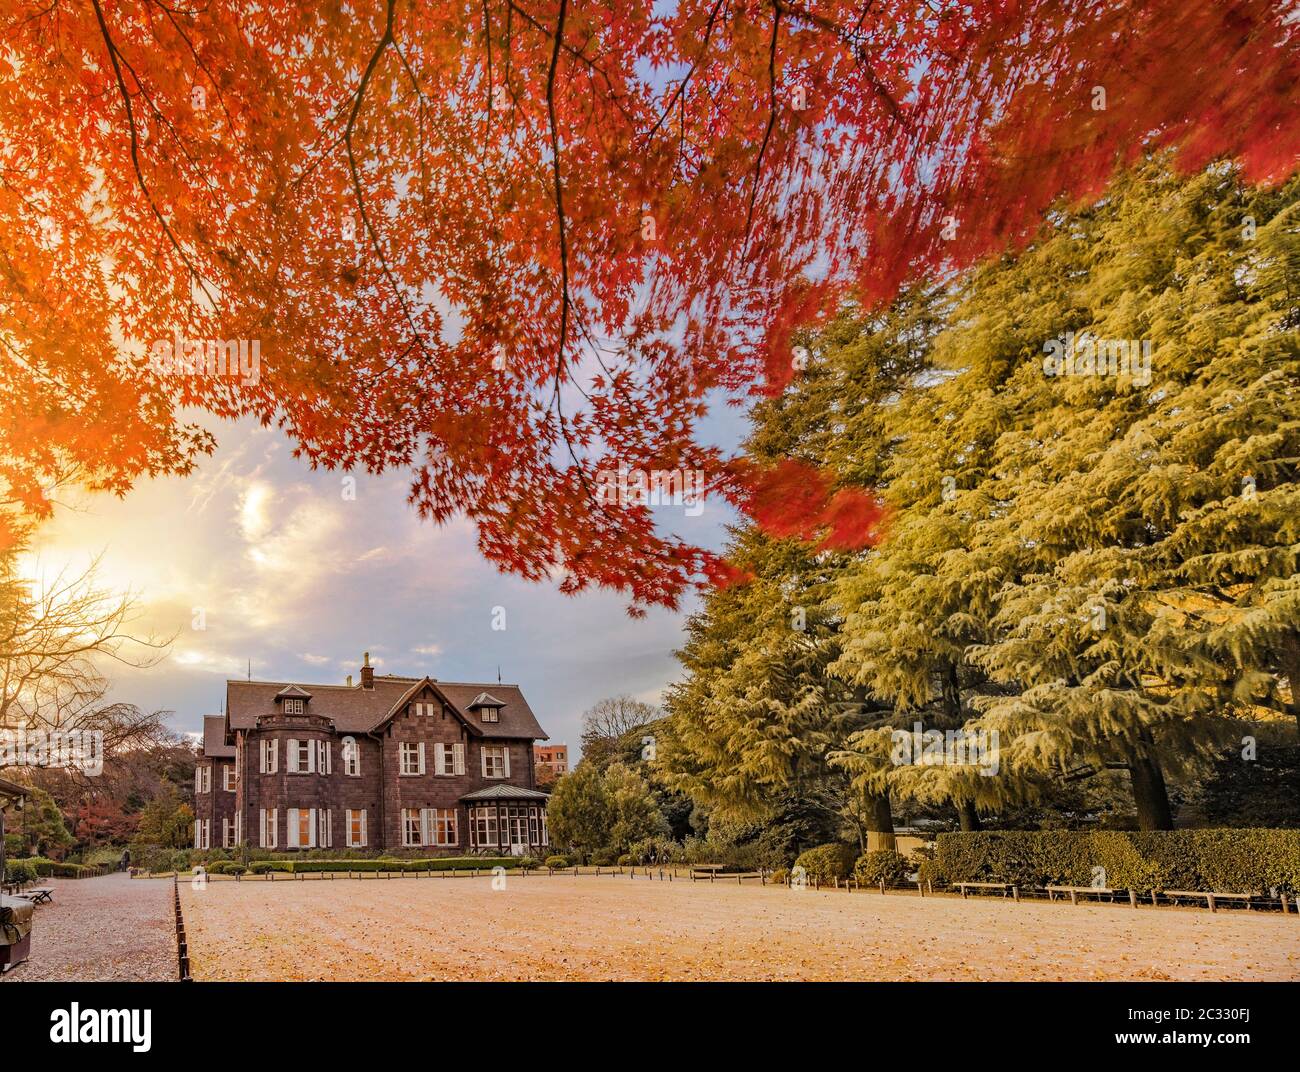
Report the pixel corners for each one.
[3,859,39,886]
[544,855,570,869]
[768,867,790,885]
[793,843,856,883]
[926,829,1300,893]
[237,856,523,875]
[854,850,913,886]
[590,849,618,867]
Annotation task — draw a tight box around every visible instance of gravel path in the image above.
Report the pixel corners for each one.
[2,873,176,982]
[179,873,1300,981]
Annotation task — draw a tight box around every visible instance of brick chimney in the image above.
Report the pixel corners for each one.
[360,652,374,690]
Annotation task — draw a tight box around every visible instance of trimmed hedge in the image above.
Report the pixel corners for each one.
[923,830,1300,894]
[854,850,913,886]
[5,857,94,879]
[793,843,857,883]
[544,855,570,869]
[240,857,522,875]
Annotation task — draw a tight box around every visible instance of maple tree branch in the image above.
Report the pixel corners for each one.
[642,0,728,145]
[743,1,782,245]
[89,0,216,306]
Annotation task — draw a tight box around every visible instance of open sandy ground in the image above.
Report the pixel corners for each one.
[4,873,175,982]
[177,873,1300,981]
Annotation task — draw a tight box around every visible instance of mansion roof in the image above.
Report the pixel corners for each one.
[216,674,547,744]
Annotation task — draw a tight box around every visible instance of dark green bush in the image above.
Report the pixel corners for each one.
[854,850,913,886]
[238,856,522,875]
[544,855,570,869]
[3,859,39,886]
[793,843,856,883]
[925,829,1300,893]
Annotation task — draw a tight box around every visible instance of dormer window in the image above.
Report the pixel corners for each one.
[468,691,506,724]
[275,684,312,715]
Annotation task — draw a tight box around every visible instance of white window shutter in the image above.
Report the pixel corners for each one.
[259,740,266,773]
[421,808,431,846]
[417,742,426,775]
[307,740,316,773]
[271,809,278,848]
[259,809,267,847]
[503,748,511,777]
[360,810,367,847]
[453,743,465,776]
[194,820,200,848]
[481,750,488,777]
[326,810,332,848]
[286,808,298,848]
[270,739,278,773]
[434,743,445,775]
[308,808,317,848]
[287,738,299,773]
[324,741,332,774]
[194,768,201,794]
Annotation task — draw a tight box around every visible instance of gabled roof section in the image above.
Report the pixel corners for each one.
[202,715,235,758]
[274,684,313,700]
[468,691,506,708]
[371,677,480,736]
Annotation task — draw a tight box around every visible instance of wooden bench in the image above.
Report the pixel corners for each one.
[957,881,1019,901]
[1162,889,1254,913]
[1047,884,1115,905]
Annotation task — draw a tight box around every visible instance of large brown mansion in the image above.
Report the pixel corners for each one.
[193,656,551,855]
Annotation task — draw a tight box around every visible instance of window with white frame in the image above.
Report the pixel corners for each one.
[223,765,236,792]
[285,807,316,849]
[430,808,458,847]
[259,808,278,848]
[342,736,360,776]
[317,808,332,849]
[481,745,508,778]
[435,742,465,776]
[470,807,498,848]
[287,738,314,773]
[399,742,424,775]
[193,818,210,849]
[317,739,331,775]
[194,765,211,794]
[260,738,278,774]
[479,706,500,723]
[284,697,305,714]
[346,809,367,848]
[402,808,422,847]
[222,817,237,848]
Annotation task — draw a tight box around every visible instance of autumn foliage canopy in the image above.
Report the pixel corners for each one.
[1,0,1297,607]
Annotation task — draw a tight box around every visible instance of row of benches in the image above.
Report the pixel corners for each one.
[955,880,1286,912]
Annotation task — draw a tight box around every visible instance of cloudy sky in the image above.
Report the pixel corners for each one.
[24,407,746,758]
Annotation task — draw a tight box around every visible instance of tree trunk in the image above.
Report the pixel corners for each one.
[1128,753,1174,831]
[956,800,981,831]
[864,793,895,852]
[1282,636,1300,738]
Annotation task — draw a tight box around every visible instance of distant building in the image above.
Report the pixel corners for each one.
[533,743,569,785]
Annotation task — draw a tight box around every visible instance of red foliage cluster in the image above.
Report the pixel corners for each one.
[0,0,1296,607]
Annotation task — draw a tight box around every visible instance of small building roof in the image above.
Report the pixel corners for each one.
[202,715,235,758]
[460,784,550,802]
[0,775,28,801]
[274,684,313,700]
[468,691,507,708]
